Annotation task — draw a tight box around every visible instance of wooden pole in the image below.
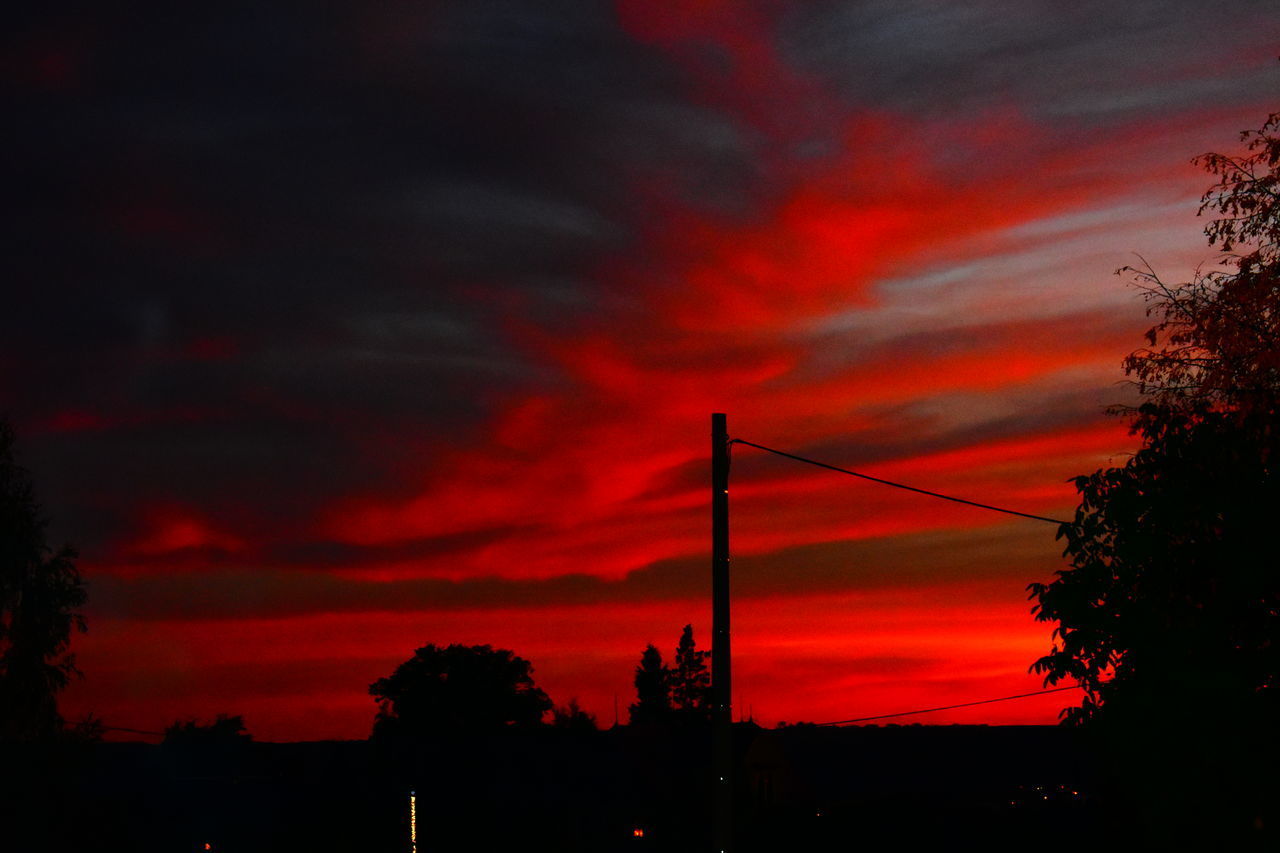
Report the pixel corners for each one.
[711,413,732,852]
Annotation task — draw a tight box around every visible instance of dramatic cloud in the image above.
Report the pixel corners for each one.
[5,1,1276,737]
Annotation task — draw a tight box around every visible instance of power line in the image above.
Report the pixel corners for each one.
[730,438,1075,526]
[813,684,1082,726]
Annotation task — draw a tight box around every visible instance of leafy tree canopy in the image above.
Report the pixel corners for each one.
[671,623,711,720]
[628,643,670,726]
[550,697,597,732]
[629,625,712,726]
[369,643,552,738]
[164,713,252,746]
[1030,111,1280,730]
[0,420,86,742]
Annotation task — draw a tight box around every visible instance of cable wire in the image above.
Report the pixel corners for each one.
[814,684,1081,726]
[730,438,1074,526]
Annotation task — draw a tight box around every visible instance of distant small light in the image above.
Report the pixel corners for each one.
[410,792,417,853]
[633,827,644,838]
[204,845,211,851]
[815,811,822,817]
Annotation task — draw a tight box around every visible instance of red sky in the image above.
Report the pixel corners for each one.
[7,1,1279,740]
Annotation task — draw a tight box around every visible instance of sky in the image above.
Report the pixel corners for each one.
[6,2,1279,741]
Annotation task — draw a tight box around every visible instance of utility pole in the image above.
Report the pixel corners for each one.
[711,413,732,852]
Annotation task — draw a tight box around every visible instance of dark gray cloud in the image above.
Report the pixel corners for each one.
[88,520,1051,621]
[780,0,1279,126]
[6,0,1271,567]
[5,1,760,549]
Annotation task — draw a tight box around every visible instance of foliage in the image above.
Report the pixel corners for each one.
[629,625,713,726]
[1029,110,1280,732]
[1029,408,1277,726]
[0,420,86,742]
[671,623,711,720]
[628,643,670,726]
[164,713,253,746]
[550,697,597,731]
[1118,111,1280,412]
[1197,111,1280,262]
[66,712,105,744]
[369,643,552,737]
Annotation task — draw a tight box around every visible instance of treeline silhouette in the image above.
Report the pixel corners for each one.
[1,618,1113,852]
[364,624,712,742]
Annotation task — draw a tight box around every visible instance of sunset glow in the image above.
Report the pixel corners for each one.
[8,1,1278,741]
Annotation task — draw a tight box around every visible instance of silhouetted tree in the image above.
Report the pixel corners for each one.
[628,643,671,725]
[1028,109,1280,840]
[66,712,105,744]
[0,420,86,742]
[163,713,252,746]
[671,624,711,721]
[369,643,552,738]
[551,697,597,731]
[1029,109,1280,726]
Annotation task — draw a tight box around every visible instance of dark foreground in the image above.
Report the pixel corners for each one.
[8,723,1274,852]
